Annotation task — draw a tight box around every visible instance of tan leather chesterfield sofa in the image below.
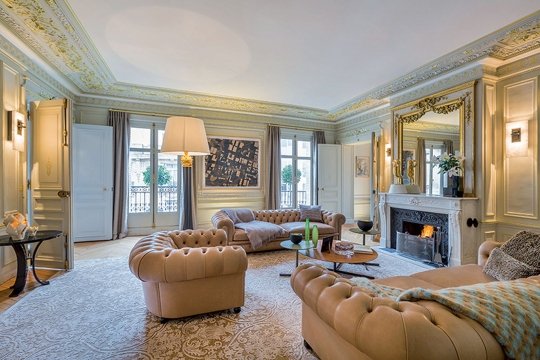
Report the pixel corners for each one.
[129,229,247,320]
[291,240,537,360]
[212,209,346,252]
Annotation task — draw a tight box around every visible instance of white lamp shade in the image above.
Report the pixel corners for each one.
[161,116,210,155]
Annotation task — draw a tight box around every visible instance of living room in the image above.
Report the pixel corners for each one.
[1,1,539,359]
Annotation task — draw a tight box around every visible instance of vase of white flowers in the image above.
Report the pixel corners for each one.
[434,152,464,197]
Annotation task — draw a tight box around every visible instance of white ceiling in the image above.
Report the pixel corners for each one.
[67,0,540,110]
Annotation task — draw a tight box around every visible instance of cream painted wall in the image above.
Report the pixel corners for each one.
[495,68,540,238]
[74,103,335,231]
[0,62,25,283]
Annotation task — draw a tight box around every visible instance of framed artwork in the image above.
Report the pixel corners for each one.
[204,137,260,187]
[402,149,415,185]
[355,156,369,177]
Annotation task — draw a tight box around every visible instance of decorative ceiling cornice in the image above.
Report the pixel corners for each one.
[0,1,539,122]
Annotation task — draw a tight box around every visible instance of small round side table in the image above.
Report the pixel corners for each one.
[279,240,314,277]
[349,228,380,245]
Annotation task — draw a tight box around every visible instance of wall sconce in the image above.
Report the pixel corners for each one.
[385,143,392,157]
[7,111,26,152]
[505,120,528,157]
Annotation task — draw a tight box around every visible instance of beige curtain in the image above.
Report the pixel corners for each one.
[313,130,326,204]
[107,111,130,239]
[416,138,426,193]
[265,126,281,209]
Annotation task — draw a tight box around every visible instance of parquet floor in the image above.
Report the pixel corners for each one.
[0,225,378,314]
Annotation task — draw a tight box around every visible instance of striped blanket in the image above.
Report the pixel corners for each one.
[397,279,540,360]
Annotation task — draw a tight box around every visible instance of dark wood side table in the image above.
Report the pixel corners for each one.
[0,230,63,297]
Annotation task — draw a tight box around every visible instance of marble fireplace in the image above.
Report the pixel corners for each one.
[379,193,480,266]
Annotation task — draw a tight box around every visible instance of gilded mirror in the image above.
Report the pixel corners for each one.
[392,81,476,196]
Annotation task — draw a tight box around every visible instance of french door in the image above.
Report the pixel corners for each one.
[128,120,179,234]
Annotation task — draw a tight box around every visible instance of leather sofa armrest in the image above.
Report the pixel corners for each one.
[211,210,235,243]
[129,232,247,282]
[321,210,346,239]
[477,240,504,266]
[291,264,502,359]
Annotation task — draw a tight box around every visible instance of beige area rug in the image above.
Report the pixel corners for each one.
[0,250,425,360]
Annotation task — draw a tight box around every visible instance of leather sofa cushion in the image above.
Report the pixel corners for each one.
[375,265,496,290]
[373,276,443,290]
[411,264,496,288]
[280,222,336,235]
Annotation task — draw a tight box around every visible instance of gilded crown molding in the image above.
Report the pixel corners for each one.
[497,51,540,77]
[0,32,74,99]
[75,95,336,131]
[402,121,459,135]
[1,1,539,122]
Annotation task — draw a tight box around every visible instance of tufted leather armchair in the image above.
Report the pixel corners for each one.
[289,240,523,360]
[212,208,346,252]
[129,229,247,320]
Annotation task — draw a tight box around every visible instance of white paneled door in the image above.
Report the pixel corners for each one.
[317,144,342,213]
[30,99,72,269]
[72,124,113,242]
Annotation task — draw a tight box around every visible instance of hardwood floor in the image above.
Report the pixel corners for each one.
[0,236,142,314]
[0,226,378,314]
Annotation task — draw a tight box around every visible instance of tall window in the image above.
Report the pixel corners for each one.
[128,120,179,231]
[280,132,313,208]
[424,142,444,196]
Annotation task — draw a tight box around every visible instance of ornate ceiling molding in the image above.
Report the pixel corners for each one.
[0,1,539,122]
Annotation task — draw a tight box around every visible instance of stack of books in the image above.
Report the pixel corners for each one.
[353,244,374,254]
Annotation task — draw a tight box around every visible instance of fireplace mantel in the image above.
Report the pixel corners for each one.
[379,193,479,266]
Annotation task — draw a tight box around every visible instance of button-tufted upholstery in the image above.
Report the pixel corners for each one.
[129,229,247,319]
[211,208,346,252]
[290,240,533,360]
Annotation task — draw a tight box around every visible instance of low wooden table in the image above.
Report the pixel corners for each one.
[300,247,379,279]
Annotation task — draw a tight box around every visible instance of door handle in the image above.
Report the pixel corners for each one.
[57,190,71,198]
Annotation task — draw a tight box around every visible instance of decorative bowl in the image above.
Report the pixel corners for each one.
[356,220,373,232]
[290,234,303,244]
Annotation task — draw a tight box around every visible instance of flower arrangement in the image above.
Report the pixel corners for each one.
[434,152,464,177]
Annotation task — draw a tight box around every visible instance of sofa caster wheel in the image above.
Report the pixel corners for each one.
[160,318,169,324]
[233,307,241,314]
[303,339,312,350]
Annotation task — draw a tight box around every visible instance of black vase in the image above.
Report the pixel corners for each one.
[450,175,463,197]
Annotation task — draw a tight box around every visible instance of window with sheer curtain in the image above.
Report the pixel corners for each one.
[280,131,313,209]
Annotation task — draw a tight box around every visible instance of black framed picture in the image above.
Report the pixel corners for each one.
[204,137,260,187]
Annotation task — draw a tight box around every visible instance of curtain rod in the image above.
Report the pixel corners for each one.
[108,108,322,132]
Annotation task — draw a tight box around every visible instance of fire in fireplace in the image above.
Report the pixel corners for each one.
[397,223,444,265]
[390,208,449,266]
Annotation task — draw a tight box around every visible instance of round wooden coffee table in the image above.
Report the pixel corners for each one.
[300,248,379,279]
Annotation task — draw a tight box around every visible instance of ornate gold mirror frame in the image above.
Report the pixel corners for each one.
[392,81,476,196]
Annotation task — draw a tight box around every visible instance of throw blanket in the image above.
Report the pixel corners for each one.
[223,208,255,224]
[397,279,540,360]
[235,221,286,249]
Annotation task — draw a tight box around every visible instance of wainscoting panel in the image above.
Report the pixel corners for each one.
[483,82,496,219]
[503,77,538,220]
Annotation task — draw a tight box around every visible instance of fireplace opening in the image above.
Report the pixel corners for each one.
[389,208,449,267]
[397,222,445,266]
